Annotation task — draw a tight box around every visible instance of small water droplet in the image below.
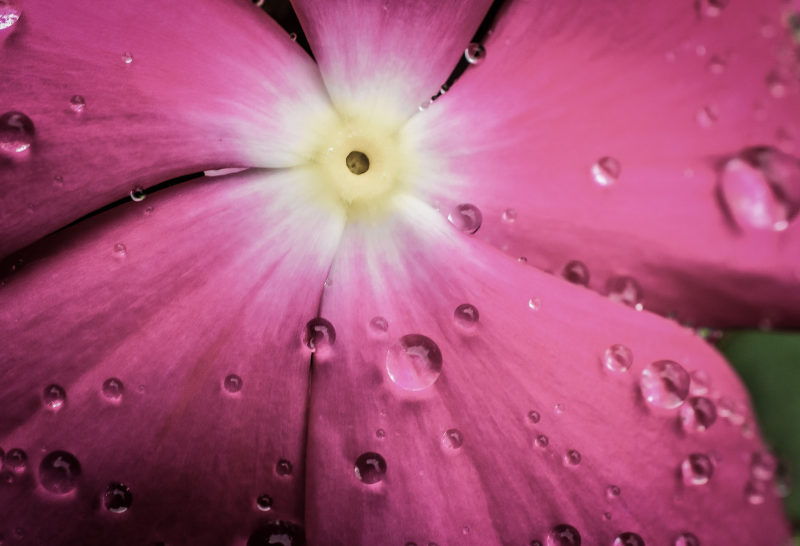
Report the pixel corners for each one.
[518,256,528,264]
[104,482,132,513]
[369,316,389,335]
[696,0,729,18]
[39,450,81,494]
[562,260,590,286]
[612,532,644,546]
[144,206,154,216]
[717,396,747,424]
[113,243,127,258]
[707,56,726,75]
[563,449,581,466]
[288,32,297,41]
[591,156,621,186]
[303,317,336,352]
[223,374,242,394]
[745,478,768,505]
[689,370,710,395]
[354,452,386,484]
[68,95,86,114]
[386,334,443,391]
[130,186,146,202]
[767,72,787,99]
[275,459,292,477]
[448,203,482,234]
[42,384,66,411]
[375,428,386,439]
[554,403,564,415]
[751,451,778,481]
[53,175,64,187]
[528,297,542,310]
[605,484,621,499]
[453,303,479,331]
[531,541,543,546]
[0,111,35,154]
[0,0,21,30]
[527,410,541,424]
[464,43,486,65]
[679,397,717,432]
[256,494,273,511]
[640,360,690,409]
[606,276,643,308]
[672,532,700,546]
[681,453,713,486]
[546,523,581,546]
[603,344,633,374]
[122,52,134,64]
[502,208,517,223]
[441,428,464,450]
[247,521,305,546]
[418,99,432,112]
[534,434,549,448]
[102,378,124,401]
[5,448,27,474]
[696,105,718,128]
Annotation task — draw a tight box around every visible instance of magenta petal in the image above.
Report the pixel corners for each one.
[409,0,800,327]
[291,0,492,122]
[0,170,343,544]
[303,203,789,544]
[0,0,331,258]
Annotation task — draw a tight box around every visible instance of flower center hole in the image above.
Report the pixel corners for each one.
[346,150,370,175]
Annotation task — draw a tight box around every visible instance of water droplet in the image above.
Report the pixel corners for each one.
[553,403,565,415]
[369,316,389,335]
[53,174,64,187]
[288,32,297,41]
[453,303,479,330]
[562,260,590,286]
[144,206,154,216]
[707,56,726,75]
[745,478,768,505]
[464,43,486,65]
[751,451,778,481]
[223,374,242,394]
[113,243,127,258]
[247,521,305,546]
[122,52,134,64]
[528,297,542,310]
[696,0,728,17]
[527,410,541,424]
[502,208,517,223]
[104,482,133,513]
[717,397,747,424]
[696,105,718,128]
[531,541,543,546]
[255,494,273,511]
[354,452,386,484]
[767,72,787,99]
[375,428,386,439]
[39,451,81,494]
[303,317,336,352]
[603,344,633,374]
[0,111,35,154]
[606,276,643,308]
[672,532,700,546]
[546,523,581,546]
[130,186,146,202]
[534,434,549,448]
[563,449,581,466]
[679,396,717,433]
[276,459,292,477]
[689,370,710,395]
[0,0,20,30]
[518,256,528,264]
[447,203,482,234]
[418,99,432,112]
[640,360,690,409]
[386,334,443,391]
[5,448,27,474]
[441,428,464,450]
[102,378,124,401]
[591,156,621,186]
[612,532,644,546]
[681,453,713,486]
[42,384,66,411]
[605,484,621,499]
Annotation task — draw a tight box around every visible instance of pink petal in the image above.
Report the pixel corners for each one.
[407,0,800,327]
[304,201,789,544]
[291,0,492,123]
[0,0,331,259]
[0,169,343,544]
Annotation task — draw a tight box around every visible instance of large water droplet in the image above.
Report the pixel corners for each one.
[681,453,713,486]
[613,533,644,546]
[354,452,386,484]
[673,532,700,546]
[453,303,479,331]
[448,203,482,234]
[679,396,717,433]
[546,524,581,546]
[606,276,643,309]
[102,377,124,401]
[104,482,133,513]
[223,374,242,394]
[464,43,486,65]
[386,334,443,391]
[0,111,35,154]
[5,448,27,474]
[276,459,293,477]
[39,451,81,494]
[441,429,464,450]
[303,317,336,352]
[256,494,273,511]
[640,360,690,409]
[42,384,66,411]
[0,0,21,30]
[603,344,633,374]
[591,157,621,186]
[562,260,590,286]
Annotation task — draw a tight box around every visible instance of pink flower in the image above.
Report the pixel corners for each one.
[1,0,798,544]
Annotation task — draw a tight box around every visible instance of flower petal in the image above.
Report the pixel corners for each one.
[407,0,800,327]
[303,198,789,544]
[0,0,332,259]
[291,0,492,123]
[0,170,343,543]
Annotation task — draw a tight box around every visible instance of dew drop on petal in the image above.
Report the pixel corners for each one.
[689,370,710,395]
[591,156,621,187]
[0,111,35,154]
[122,51,133,64]
[369,316,389,335]
[275,459,292,477]
[603,344,633,374]
[255,494,273,512]
[247,521,305,546]
[354,452,386,484]
[562,260,590,286]
[528,297,542,311]
[453,303,479,331]
[375,428,386,439]
[750,450,778,481]
[606,276,643,308]
[502,208,517,223]
[745,478,768,505]
[696,0,729,18]
[42,384,66,411]
[130,186,146,202]
[679,396,717,433]
[102,377,124,401]
[113,243,127,258]
[104,482,133,513]
[546,523,581,546]
[39,451,81,494]
[613,533,644,546]
[696,105,718,128]
[386,334,443,391]
[605,484,621,500]
[527,410,541,424]
[448,203,482,234]
[673,532,700,546]
[0,0,21,31]
[681,453,713,486]
[5,448,27,474]
[441,428,464,450]
[534,434,549,448]
[531,541,543,546]
[223,374,242,394]
[464,43,486,64]
[640,360,690,409]
[68,95,86,114]
[303,317,336,352]
[553,403,564,415]
[563,449,581,466]
[288,32,297,41]
[707,56,726,75]
[767,72,787,99]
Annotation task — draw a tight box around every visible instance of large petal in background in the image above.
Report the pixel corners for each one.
[304,198,789,544]
[0,0,332,258]
[0,170,344,544]
[407,0,800,327]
